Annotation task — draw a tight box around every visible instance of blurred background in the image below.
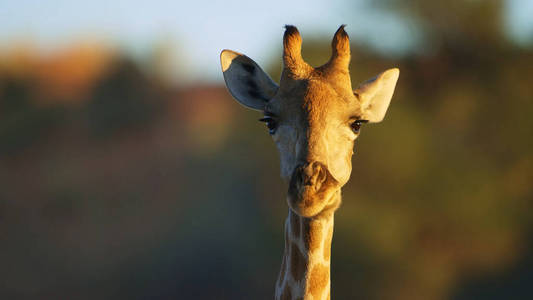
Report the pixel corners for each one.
[1,0,532,299]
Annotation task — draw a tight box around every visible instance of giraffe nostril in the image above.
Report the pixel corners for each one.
[311,162,327,191]
[302,165,314,184]
[295,162,328,188]
[317,165,326,184]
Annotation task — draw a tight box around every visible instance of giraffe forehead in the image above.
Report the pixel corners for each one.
[276,80,354,124]
[304,85,340,124]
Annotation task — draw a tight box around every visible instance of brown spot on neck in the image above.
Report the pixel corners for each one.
[302,217,324,252]
[307,264,330,299]
[290,242,306,281]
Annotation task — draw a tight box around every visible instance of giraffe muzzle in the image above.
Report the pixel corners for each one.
[287,162,340,217]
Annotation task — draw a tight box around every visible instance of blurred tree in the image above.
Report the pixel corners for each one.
[86,58,160,138]
[0,76,66,155]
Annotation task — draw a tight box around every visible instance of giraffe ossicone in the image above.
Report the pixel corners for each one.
[220,25,399,300]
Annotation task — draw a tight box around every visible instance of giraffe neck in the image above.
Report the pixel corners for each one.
[275,196,337,300]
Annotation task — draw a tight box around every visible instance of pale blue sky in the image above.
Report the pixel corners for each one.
[1,0,532,82]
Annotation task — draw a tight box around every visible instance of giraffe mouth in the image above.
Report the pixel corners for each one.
[287,162,340,217]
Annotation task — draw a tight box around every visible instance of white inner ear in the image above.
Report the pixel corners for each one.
[355,68,399,123]
[220,50,278,110]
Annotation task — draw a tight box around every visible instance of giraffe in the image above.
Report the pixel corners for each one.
[220,25,399,300]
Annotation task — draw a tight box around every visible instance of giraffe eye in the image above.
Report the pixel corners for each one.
[259,117,278,135]
[350,120,368,134]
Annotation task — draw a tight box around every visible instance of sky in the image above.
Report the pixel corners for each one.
[1,0,532,82]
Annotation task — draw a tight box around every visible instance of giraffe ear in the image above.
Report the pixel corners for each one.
[355,68,399,123]
[220,50,279,111]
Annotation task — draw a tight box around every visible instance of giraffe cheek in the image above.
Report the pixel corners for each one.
[329,157,352,186]
[276,126,300,180]
[276,145,295,180]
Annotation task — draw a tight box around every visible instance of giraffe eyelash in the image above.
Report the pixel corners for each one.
[259,115,278,135]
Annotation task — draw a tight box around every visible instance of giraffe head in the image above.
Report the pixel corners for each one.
[221,26,399,218]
